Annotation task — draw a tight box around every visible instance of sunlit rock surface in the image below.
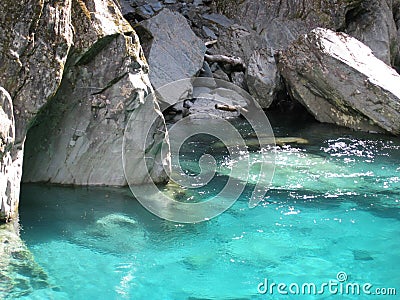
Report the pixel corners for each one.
[208,0,400,108]
[277,28,400,134]
[0,0,74,143]
[0,0,74,221]
[0,88,21,221]
[140,8,206,89]
[22,0,169,186]
[134,8,206,105]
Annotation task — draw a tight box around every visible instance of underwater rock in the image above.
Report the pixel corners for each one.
[0,222,52,298]
[353,250,374,261]
[215,141,399,197]
[211,137,308,149]
[183,252,216,269]
[277,28,400,135]
[71,213,147,254]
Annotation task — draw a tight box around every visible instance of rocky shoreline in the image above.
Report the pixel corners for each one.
[1,0,400,222]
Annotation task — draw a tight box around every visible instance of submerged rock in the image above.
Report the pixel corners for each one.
[0,222,53,298]
[277,28,400,135]
[353,249,374,261]
[211,136,308,149]
[71,213,147,254]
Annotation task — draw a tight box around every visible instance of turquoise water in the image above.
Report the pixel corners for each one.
[8,120,400,299]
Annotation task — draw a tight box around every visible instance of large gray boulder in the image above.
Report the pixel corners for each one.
[277,28,400,135]
[135,9,206,104]
[210,0,350,108]
[0,0,170,221]
[209,0,400,108]
[209,25,283,108]
[246,49,282,108]
[22,0,169,186]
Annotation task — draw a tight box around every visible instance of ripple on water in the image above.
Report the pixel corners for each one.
[14,123,400,299]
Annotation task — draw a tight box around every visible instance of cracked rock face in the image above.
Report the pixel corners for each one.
[135,8,206,104]
[22,0,169,186]
[0,0,74,144]
[277,28,400,135]
[346,0,399,67]
[0,0,170,221]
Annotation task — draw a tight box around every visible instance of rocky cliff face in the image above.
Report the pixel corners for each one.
[210,0,400,109]
[135,8,206,94]
[124,0,400,134]
[0,0,74,221]
[0,0,169,221]
[0,0,74,143]
[152,0,399,110]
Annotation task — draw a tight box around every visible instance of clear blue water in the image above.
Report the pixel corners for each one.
[5,120,400,299]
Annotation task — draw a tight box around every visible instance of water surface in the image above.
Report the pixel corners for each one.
[9,119,400,299]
